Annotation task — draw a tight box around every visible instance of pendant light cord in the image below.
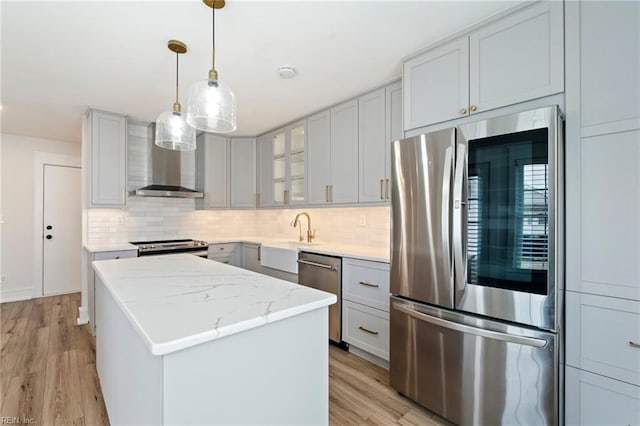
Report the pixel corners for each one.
[175,51,179,106]
[211,4,216,76]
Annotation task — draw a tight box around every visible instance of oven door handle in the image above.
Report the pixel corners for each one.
[296,259,336,271]
[394,303,547,348]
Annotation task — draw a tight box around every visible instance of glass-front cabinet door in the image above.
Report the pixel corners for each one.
[289,124,306,203]
[272,131,286,204]
[269,121,306,205]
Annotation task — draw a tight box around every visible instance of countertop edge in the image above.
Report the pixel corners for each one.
[84,243,138,253]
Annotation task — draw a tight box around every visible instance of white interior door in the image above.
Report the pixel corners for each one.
[43,164,81,296]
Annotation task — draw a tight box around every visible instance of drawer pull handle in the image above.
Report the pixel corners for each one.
[359,281,379,288]
[630,341,640,349]
[358,326,379,335]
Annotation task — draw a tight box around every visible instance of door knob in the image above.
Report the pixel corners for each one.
[46,225,52,230]
[46,235,52,240]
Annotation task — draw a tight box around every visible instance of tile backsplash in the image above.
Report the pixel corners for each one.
[87,206,389,247]
[86,124,390,248]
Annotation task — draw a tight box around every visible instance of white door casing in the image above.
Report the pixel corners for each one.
[42,164,82,296]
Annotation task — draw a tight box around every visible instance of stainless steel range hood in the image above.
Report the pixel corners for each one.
[133,123,204,198]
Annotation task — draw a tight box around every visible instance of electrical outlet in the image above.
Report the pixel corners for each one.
[359,215,367,227]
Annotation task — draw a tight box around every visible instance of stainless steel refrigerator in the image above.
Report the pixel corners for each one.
[389,106,564,425]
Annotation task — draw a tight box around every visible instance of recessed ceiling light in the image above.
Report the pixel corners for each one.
[279,65,297,79]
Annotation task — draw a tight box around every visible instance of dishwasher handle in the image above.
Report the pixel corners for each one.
[297,259,336,271]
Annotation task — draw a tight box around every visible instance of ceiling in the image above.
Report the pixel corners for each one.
[1,0,520,143]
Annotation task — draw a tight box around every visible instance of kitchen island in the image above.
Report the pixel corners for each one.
[92,254,336,425]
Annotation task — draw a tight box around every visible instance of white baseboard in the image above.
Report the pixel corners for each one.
[348,345,389,370]
[0,287,34,303]
[77,306,89,325]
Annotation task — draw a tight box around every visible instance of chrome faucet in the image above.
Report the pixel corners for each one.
[292,212,315,243]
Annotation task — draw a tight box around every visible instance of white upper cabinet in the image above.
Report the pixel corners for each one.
[330,99,359,204]
[386,81,403,180]
[230,138,256,208]
[469,0,564,114]
[578,130,640,301]
[579,0,640,137]
[359,88,387,203]
[359,81,402,203]
[404,0,564,130]
[306,110,331,205]
[195,133,228,209]
[256,134,272,207]
[403,37,469,130]
[306,101,358,205]
[89,110,127,207]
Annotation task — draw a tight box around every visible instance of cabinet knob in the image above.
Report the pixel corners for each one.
[459,108,467,115]
[46,225,53,230]
[46,235,52,240]
[115,256,120,259]
[630,341,640,349]
[470,105,478,112]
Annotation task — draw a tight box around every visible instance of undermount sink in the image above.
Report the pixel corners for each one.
[259,241,318,274]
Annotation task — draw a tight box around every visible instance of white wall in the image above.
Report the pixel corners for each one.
[0,133,81,302]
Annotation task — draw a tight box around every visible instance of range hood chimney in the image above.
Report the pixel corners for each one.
[133,123,204,198]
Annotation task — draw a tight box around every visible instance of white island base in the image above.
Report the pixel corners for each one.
[94,258,332,425]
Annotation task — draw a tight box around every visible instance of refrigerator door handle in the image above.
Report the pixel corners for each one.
[453,143,467,292]
[442,146,453,276]
[394,303,548,348]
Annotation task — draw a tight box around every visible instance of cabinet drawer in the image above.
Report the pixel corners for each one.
[209,254,234,265]
[208,243,236,255]
[342,301,389,361]
[93,250,138,261]
[343,257,390,312]
[566,366,640,425]
[566,292,640,386]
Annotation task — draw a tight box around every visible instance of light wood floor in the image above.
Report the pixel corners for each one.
[1,294,450,425]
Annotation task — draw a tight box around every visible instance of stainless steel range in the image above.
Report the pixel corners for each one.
[131,239,209,258]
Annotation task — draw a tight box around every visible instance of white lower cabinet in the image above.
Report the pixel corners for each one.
[208,243,239,266]
[241,243,262,273]
[566,291,640,386]
[342,257,390,363]
[342,300,389,361]
[89,249,137,335]
[565,365,640,426]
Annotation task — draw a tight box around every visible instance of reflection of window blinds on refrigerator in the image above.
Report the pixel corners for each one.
[516,163,549,270]
[467,176,481,283]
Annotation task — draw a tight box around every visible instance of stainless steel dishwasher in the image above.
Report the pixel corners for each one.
[297,252,342,343]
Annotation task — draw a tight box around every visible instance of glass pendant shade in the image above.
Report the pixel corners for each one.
[186,79,237,133]
[155,111,196,151]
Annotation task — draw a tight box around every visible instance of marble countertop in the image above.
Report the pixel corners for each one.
[92,254,336,356]
[84,242,138,253]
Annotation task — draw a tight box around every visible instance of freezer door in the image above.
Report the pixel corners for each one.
[390,129,455,308]
[390,297,558,426]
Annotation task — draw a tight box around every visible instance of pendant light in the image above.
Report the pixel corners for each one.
[186,0,237,133]
[155,40,196,151]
